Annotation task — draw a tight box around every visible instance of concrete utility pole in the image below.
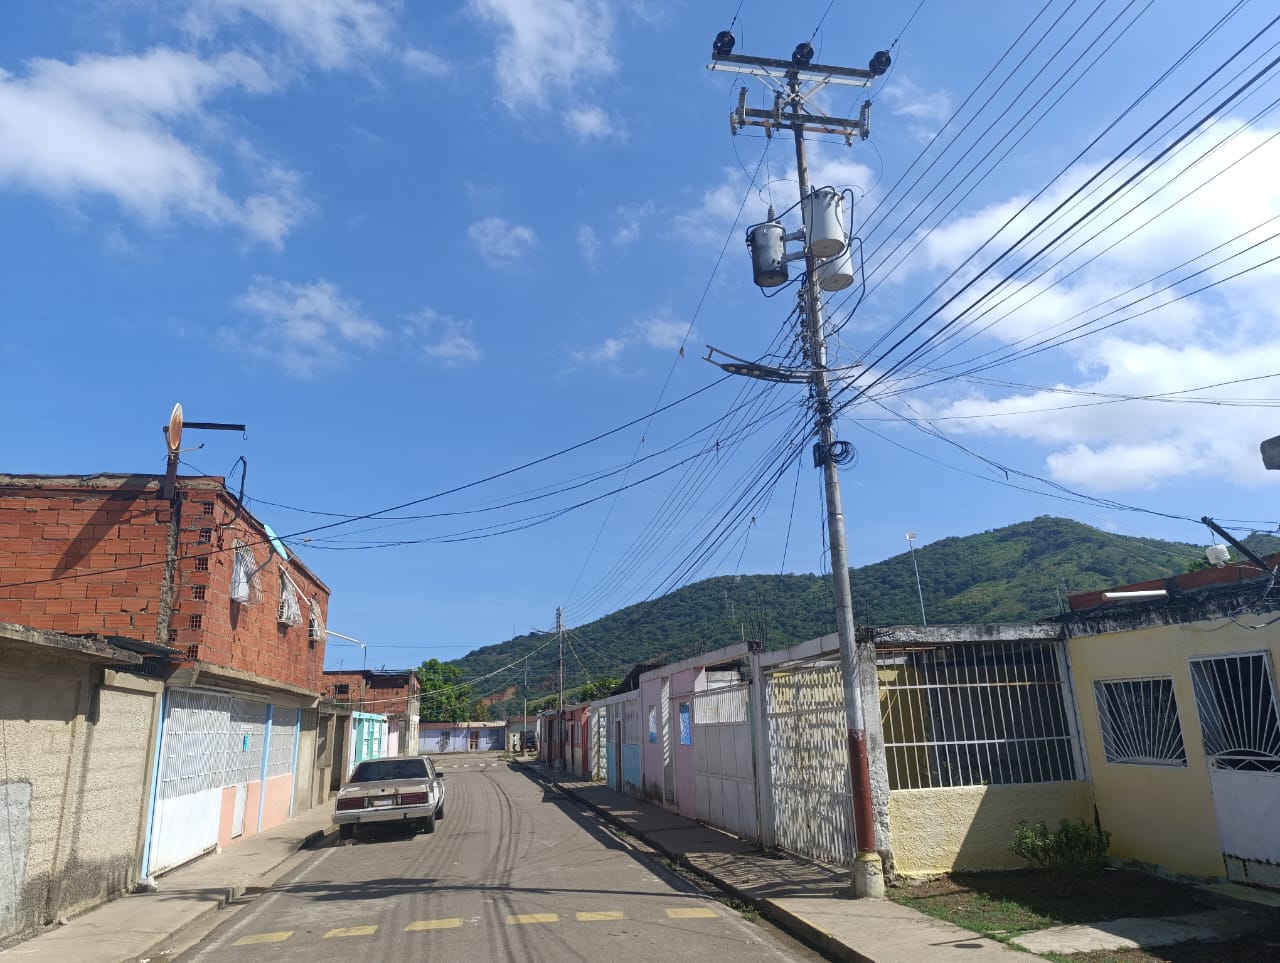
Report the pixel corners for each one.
[556,606,565,712]
[708,33,891,898]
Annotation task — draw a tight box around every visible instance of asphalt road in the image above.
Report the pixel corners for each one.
[177,757,818,963]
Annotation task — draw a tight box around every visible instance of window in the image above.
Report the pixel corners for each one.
[200,501,214,516]
[308,598,325,642]
[679,702,692,746]
[351,758,427,782]
[194,556,209,572]
[188,614,202,630]
[191,585,206,601]
[277,569,302,626]
[1094,677,1187,767]
[647,705,657,744]
[198,528,212,544]
[1190,653,1280,773]
[231,540,258,604]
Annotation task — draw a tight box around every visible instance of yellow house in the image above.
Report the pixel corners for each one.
[1065,566,1280,887]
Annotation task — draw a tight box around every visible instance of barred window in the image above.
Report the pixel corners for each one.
[1190,653,1280,773]
[231,540,259,604]
[277,569,302,626]
[1095,677,1186,767]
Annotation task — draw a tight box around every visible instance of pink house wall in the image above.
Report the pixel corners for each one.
[669,668,701,819]
[260,773,294,831]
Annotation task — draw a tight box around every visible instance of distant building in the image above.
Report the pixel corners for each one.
[323,668,421,760]
[419,720,507,753]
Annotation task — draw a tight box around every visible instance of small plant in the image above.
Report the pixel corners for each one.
[1010,819,1111,897]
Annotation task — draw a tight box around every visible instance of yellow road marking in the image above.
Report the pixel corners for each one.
[324,925,379,938]
[576,911,625,921]
[666,907,719,919]
[405,918,465,931]
[233,931,293,945]
[506,913,558,924]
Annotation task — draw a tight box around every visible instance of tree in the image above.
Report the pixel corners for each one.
[416,658,478,722]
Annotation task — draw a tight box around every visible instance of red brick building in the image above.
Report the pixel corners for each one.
[0,472,329,693]
[0,472,339,877]
[323,668,421,756]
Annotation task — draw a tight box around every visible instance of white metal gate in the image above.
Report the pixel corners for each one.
[149,690,232,874]
[1189,652,1280,885]
[765,662,856,867]
[693,684,757,841]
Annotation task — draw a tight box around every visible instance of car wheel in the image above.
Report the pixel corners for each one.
[339,823,354,841]
[423,810,436,834]
[435,801,445,822]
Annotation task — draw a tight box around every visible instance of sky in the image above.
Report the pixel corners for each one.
[4,0,1280,682]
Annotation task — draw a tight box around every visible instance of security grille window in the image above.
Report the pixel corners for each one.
[877,640,1081,789]
[679,702,692,745]
[1190,653,1280,773]
[1094,677,1187,767]
[308,598,325,642]
[230,540,258,604]
[277,569,302,626]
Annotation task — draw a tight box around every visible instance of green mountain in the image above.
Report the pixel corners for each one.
[450,516,1280,714]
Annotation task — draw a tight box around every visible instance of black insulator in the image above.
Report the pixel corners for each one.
[869,50,892,76]
[792,42,814,67]
[713,31,736,58]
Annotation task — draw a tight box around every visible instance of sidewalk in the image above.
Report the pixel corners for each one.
[0,804,334,963]
[519,761,1023,963]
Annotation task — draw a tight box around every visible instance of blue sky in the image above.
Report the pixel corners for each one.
[4,0,1280,680]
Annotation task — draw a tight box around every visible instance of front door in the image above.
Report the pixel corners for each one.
[468,729,480,751]
[1189,652,1280,886]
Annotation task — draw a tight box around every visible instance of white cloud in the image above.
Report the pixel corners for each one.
[566,105,614,140]
[228,276,384,375]
[187,0,395,69]
[571,315,691,367]
[879,76,952,124]
[469,0,615,108]
[639,317,687,349]
[886,120,1280,491]
[468,215,537,268]
[574,337,626,365]
[403,308,481,364]
[402,46,449,77]
[577,224,600,265]
[0,48,307,246]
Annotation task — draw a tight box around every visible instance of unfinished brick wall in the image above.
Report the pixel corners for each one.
[0,474,330,693]
[0,477,169,636]
[322,670,418,718]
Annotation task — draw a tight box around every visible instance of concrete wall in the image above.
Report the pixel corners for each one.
[889,782,1094,876]
[1069,618,1280,878]
[0,647,159,947]
[294,709,319,812]
[419,724,506,753]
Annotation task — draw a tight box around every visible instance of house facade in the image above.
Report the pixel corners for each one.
[0,473,333,884]
[420,720,507,753]
[1065,565,1280,886]
[323,669,420,758]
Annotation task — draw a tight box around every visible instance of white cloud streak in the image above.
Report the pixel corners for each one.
[468,215,537,268]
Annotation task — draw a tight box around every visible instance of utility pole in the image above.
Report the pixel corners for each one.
[523,655,529,755]
[556,606,565,712]
[906,532,927,625]
[707,32,891,898]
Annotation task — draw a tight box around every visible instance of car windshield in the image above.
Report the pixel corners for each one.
[351,758,428,782]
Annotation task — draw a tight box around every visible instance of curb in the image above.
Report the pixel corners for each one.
[516,762,873,963]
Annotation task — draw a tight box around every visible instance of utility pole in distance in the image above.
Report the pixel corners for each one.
[707,31,891,898]
[556,606,565,712]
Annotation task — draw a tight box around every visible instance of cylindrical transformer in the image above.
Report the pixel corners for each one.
[801,187,847,258]
[816,246,855,292]
[747,222,788,287]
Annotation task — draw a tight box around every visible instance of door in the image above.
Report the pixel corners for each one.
[1190,652,1280,885]
[468,729,480,751]
[231,783,248,838]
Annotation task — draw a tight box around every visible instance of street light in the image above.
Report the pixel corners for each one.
[326,630,367,670]
[905,533,927,626]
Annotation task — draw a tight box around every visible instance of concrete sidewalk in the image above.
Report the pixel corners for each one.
[520,762,1022,963]
[0,803,335,963]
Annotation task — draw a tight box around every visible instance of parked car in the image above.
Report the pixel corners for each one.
[334,755,445,840]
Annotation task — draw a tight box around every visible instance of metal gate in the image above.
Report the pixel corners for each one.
[1189,651,1280,885]
[148,690,269,876]
[765,661,856,867]
[693,684,757,841]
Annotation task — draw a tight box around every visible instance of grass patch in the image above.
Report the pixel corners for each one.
[888,869,1212,941]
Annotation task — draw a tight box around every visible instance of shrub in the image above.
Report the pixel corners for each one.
[1010,818,1111,896]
